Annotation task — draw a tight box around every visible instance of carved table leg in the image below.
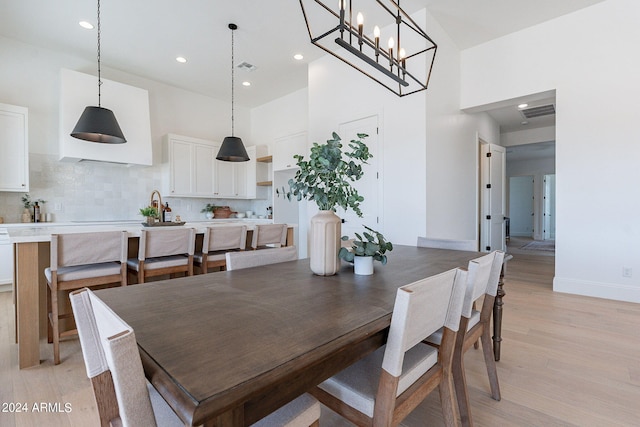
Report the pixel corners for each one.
[493,255,511,361]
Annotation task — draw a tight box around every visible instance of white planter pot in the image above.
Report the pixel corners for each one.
[354,256,374,275]
[309,210,341,276]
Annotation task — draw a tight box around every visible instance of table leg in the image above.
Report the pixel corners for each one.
[492,260,508,361]
[16,242,41,369]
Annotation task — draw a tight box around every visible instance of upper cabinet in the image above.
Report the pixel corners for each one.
[0,102,29,192]
[273,132,306,171]
[164,134,217,198]
[59,69,152,166]
[214,146,256,199]
[164,134,257,199]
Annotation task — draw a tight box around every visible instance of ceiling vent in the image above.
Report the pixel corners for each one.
[521,104,555,119]
[236,61,257,72]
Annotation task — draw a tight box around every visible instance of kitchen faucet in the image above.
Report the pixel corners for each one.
[150,189,163,220]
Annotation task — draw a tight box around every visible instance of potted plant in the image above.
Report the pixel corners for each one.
[278,132,372,275]
[201,204,220,219]
[139,206,159,225]
[339,226,393,275]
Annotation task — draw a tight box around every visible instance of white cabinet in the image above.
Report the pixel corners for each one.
[164,134,217,198]
[0,103,29,192]
[273,132,306,171]
[214,145,256,199]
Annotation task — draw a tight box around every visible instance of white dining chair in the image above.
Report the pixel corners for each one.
[127,227,196,283]
[70,288,320,427]
[45,230,128,365]
[311,267,468,427]
[251,223,288,249]
[226,245,297,271]
[425,250,505,426]
[194,225,247,273]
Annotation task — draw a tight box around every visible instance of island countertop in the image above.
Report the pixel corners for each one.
[6,219,282,243]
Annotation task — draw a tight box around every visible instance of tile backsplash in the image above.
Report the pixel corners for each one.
[0,153,272,223]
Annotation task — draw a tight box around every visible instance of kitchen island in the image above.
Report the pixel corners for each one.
[8,220,294,369]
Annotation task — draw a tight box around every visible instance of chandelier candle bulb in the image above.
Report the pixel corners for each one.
[357,12,364,47]
[374,25,380,60]
[388,37,394,68]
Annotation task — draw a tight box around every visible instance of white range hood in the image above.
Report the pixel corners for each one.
[59,68,152,166]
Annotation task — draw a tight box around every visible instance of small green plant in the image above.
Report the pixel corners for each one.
[21,194,46,209]
[338,226,393,265]
[277,132,372,216]
[201,204,221,213]
[139,206,159,218]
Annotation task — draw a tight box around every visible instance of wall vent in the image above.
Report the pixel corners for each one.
[521,104,555,118]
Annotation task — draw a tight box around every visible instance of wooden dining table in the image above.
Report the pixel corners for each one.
[96,245,508,427]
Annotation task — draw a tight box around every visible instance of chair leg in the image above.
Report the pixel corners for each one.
[453,350,473,427]
[480,327,501,400]
[51,287,60,365]
[438,374,460,427]
[47,285,53,344]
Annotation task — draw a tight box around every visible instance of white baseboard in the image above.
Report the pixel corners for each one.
[0,283,12,293]
[417,237,478,251]
[553,277,640,303]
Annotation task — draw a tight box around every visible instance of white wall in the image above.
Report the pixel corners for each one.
[250,88,308,151]
[306,9,498,247]
[460,0,640,302]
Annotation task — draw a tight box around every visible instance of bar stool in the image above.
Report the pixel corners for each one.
[194,225,247,273]
[251,223,287,249]
[45,230,128,365]
[127,228,195,284]
[226,246,298,271]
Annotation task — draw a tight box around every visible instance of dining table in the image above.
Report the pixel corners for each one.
[95,245,509,427]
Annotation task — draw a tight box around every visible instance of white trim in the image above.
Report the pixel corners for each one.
[553,277,640,303]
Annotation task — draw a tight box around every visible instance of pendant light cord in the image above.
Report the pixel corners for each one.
[230,24,235,137]
[96,0,102,108]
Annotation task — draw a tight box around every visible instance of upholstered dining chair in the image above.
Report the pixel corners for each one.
[45,230,128,365]
[127,227,195,283]
[425,250,505,427]
[311,267,468,427]
[70,288,321,427]
[226,245,297,271]
[251,223,288,249]
[194,225,247,274]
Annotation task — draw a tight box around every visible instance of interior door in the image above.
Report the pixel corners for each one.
[336,115,380,238]
[543,174,556,240]
[480,143,506,252]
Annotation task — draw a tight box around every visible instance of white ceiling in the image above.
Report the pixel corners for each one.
[0,0,603,119]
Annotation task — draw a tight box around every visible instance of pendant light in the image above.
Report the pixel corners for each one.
[216,23,249,162]
[71,0,126,144]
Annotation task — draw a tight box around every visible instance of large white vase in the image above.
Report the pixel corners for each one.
[309,210,341,276]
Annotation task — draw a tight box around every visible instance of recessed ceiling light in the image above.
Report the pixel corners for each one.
[521,121,529,125]
[176,56,187,63]
[79,21,94,30]
[242,81,251,87]
[518,103,528,109]
[293,54,304,61]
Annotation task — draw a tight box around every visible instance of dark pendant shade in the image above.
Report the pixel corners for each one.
[70,106,126,144]
[217,136,249,162]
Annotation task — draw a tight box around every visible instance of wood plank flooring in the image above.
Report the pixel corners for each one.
[1,253,639,426]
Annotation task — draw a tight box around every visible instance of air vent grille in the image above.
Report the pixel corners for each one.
[521,104,555,118]
[236,61,257,72]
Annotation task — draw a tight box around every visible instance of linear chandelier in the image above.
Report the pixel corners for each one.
[299,0,437,97]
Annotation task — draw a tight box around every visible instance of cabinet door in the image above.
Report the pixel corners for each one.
[0,103,29,192]
[169,139,193,196]
[215,159,235,198]
[193,144,215,195]
[273,132,305,171]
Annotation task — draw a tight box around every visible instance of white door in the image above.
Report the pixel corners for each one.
[337,115,381,237]
[480,143,506,252]
[543,174,556,240]
[508,176,534,237]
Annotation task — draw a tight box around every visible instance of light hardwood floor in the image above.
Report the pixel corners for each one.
[1,253,639,426]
